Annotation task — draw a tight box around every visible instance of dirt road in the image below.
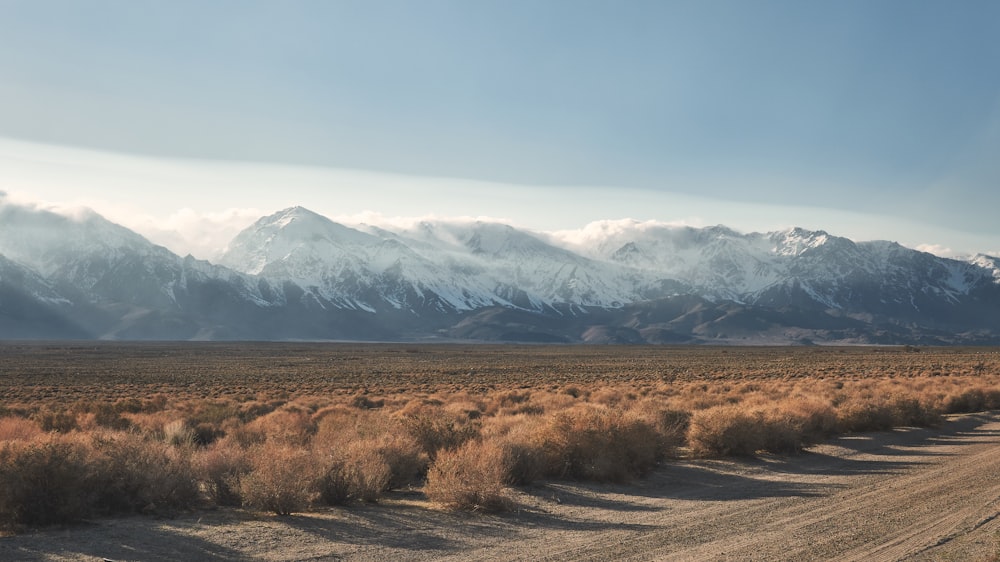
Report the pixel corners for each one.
[5,412,1000,561]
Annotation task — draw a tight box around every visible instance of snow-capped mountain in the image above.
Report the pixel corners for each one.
[361,219,644,309]
[218,208,646,313]
[0,253,87,339]
[1,202,999,344]
[0,203,288,339]
[549,220,998,317]
[219,208,513,312]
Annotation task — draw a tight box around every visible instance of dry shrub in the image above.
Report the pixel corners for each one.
[688,405,765,457]
[943,387,1000,414]
[759,408,807,454]
[632,401,691,454]
[350,394,385,410]
[403,410,479,462]
[589,387,626,407]
[533,405,660,482]
[0,417,42,443]
[754,399,839,454]
[533,391,578,413]
[479,416,546,485]
[238,400,280,423]
[193,440,250,506]
[312,414,396,505]
[424,439,513,512]
[497,438,544,486]
[247,408,317,446]
[314,410,427,490]
[163,419,196,447]
[488,389,531,411]
[311,403,354,425]
[836,398,897,433]
[370,431,426,489]
[782,398,838,443]
[485,390,542,416]
[33,409,78,433]
[190,422,224,446]
[158,401,240,446]
[836,393,941,434]
[119,410,174,436]
[316,443,392,505]
[986,389,1000,410]
[87,432,200,516]
[92,403,132,431]
[188,401,241,426]
[315,457,353,506]
[0,430,204,528]
[0,438,91,529]
[141,394,170,414]
[112,398,143,414]
[443,399,485,421]
[888,395,941,427]
[159,417,222,447]
[241,442,318,515]
[224,420,267,449]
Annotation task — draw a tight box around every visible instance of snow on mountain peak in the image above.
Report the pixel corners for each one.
[969,254,1000,282]
[769,227,836,256]
[218,207,379,276]
[0,200,161,276]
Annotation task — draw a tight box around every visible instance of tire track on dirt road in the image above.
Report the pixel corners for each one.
[532,413,1000,562]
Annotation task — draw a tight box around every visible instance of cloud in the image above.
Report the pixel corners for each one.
[544,218,705,250]
[334,211,517,232]
[0,189,102,222]
[0,187,260,259]
[120,207,264,260]
[914,243,957,258]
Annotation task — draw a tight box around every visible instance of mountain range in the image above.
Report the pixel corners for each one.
[2,202,999,345]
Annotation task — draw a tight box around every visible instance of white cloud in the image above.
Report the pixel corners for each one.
[0,188,102,222]
[333,211,516,232]
[914,243,957,258]
[545,218,705,249]
[121,207,264,259]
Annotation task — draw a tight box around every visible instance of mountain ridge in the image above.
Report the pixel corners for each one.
[1,203,998,344]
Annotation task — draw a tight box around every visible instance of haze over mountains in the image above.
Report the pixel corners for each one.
[1,201,999,345]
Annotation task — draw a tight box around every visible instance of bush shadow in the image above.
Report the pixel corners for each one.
[0,515,252,562]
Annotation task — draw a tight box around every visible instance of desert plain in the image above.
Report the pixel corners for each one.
[1,343,999,561]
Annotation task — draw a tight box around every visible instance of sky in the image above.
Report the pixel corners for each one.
[0,0,998,259]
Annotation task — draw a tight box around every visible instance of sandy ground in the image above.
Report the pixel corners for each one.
[4,412,1000,562]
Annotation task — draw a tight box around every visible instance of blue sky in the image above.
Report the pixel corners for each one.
[0,0,998,258]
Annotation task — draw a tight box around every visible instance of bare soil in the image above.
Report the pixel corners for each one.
[3,411,1000,562]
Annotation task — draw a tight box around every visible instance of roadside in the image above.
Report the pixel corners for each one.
[4,412,1000,561]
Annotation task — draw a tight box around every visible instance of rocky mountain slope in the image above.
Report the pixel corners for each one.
[2,203,998,344]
